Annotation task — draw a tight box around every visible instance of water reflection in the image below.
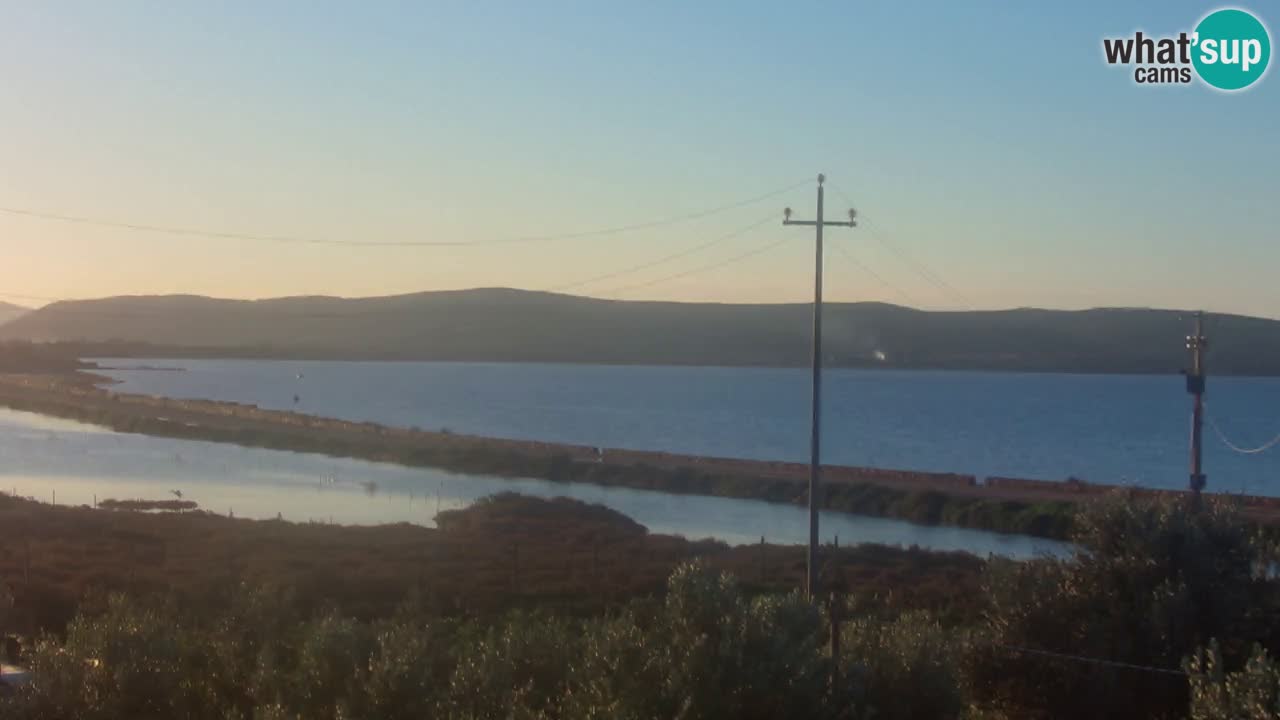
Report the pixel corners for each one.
[0,408,1068,559]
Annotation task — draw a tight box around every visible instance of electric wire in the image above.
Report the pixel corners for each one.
[0,178,810,248]
[600,231,794,296]
[1205,405,1280,455]
[545,212,778,293]
[830,242,919,307]
[990,642,1187,677]
[827,181,971,308]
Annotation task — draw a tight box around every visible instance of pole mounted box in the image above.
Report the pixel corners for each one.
[1186,374,1205,394]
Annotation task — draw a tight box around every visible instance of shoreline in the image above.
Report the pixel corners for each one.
[80,351,1280,378]
[1,370,1277,540]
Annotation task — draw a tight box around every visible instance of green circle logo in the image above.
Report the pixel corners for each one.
[1192,8,1271,91]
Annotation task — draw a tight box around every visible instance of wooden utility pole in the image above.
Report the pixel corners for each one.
[784,173,856,600]
[1186,311,1208,505]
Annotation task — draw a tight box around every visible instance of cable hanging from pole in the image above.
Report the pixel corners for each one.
[600,231,794,296]
[0,178,811,248]
[830,242,919,307]
[990,642,1188,677]
[1205,407,1280,455]
[546,212,779,293]
[827,181,971,308]
[3,217,784,313]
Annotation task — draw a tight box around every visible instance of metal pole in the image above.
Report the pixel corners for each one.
[808,176,825,600]
[1187,311,1208,505]
[783,174,855,601]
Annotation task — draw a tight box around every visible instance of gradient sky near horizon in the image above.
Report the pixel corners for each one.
[1,1,1277,315]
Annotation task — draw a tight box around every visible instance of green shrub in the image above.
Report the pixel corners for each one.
[562,561,834,720]
[1186,640,1280,720]
[9,596,216,720]
[840,611,967,720]
[362,621,450,720]
[969,491,1280,719]
[443,611,579,719]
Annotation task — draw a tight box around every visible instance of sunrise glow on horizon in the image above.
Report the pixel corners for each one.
[1,1,1277,316]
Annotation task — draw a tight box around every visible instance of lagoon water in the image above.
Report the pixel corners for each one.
[0,408,1066,559]
[97,359,1280,495]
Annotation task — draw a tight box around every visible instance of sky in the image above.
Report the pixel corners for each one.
[0,1,1277,315]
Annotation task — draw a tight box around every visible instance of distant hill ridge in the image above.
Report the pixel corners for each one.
[0,288,1276,374]
[0,301,27,327]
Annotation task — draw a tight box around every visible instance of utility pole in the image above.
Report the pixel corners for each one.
[1186,311,1208,505]
[784,173,856,600]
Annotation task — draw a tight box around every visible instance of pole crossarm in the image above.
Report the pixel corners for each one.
[783,220,856,227]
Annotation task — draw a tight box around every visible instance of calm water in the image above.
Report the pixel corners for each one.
[97,359,1280,495]
[0,408,1066,558]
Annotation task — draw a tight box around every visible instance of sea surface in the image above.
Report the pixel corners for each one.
[0,408,1064,558]
[95,359,1280,495]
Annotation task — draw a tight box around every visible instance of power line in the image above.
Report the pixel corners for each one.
[992,642,1187,677]
[1205,407,1280,455]
[0,179,810,249]
[9,241,820,318]
[830,243,918,307]
[546,213,778,293]
[3,214,783,315]
[826,181,971,308]
[601,232,794,297]
[865,219,969,305]
[3,216,787,315]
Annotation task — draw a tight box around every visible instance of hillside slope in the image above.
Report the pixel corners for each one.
[0,301,27,327]
[0,288,1274,373]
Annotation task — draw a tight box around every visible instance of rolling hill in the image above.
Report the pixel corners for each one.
[0,288,1274,374]
[0,301,27,327]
